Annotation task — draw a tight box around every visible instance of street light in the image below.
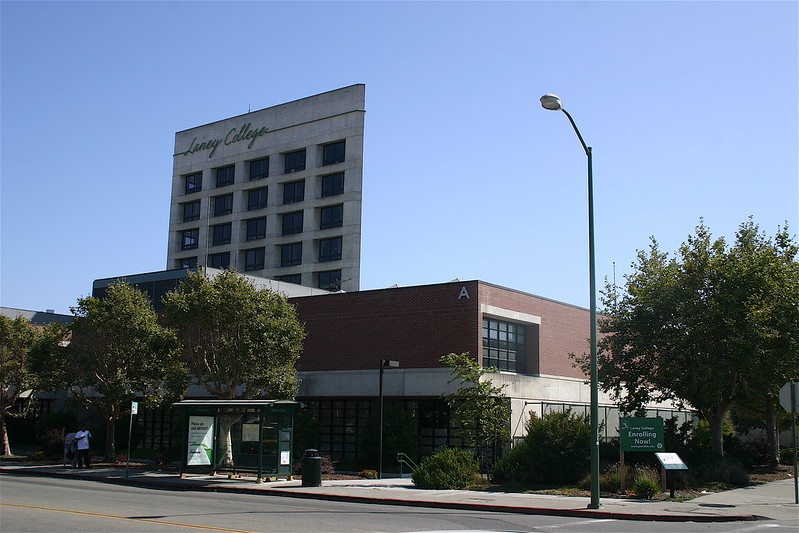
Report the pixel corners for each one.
[540,93,601,510]
[379,359,400,479]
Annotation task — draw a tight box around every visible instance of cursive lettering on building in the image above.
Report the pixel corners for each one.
[179,123,269,159]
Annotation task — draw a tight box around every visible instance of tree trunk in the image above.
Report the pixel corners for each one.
[765,402,779,467]
[708,408,726,457]
[0,415,11,457]
[105,403,119,463]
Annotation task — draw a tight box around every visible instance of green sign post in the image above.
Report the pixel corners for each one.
[620,417,664,452]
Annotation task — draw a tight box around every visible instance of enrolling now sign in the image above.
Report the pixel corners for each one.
[620,417,664,452]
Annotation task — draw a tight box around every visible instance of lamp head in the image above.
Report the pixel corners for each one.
[540,93,563,111]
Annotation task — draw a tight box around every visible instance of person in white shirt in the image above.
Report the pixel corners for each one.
[74,424,92,468]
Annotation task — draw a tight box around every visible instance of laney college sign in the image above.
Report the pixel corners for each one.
[178,122,269,159]
[620,417,665,452]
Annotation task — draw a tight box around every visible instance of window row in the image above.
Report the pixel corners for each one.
[177,255,342,291]
[180,233,342,264]
[182,140,346,193]
[179,205,343,245]
[180,174,344,221]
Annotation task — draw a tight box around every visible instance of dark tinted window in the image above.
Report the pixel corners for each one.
[249,157,269,180]
[246,217,266,241]
[216,165,235,187]
[284,149,306,173]
[184,172,202,194]
[182,200,201,222]
[320,204,343,229]
[212,223,231,246]
[322,140,345,165]
[282,211,303,235]
[283,180,305,204]
[321,173,344,197]
[247,187,268,210]
[319,237,342,262]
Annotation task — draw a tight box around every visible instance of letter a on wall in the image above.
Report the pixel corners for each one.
[458,286,470,300]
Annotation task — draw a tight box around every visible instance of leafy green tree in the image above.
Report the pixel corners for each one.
[583,220,799,458]
[66,282,187,462]
[0,316,63,456]
[163,269,305,466]
[440,352,510,470]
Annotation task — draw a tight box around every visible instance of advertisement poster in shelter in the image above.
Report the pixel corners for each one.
[187,416,214,465]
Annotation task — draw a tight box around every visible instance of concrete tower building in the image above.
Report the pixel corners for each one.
[167,85,365,292]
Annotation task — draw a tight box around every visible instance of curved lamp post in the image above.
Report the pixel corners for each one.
[540,93,600,509]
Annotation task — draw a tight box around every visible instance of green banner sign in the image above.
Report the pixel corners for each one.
[620,417,664,452]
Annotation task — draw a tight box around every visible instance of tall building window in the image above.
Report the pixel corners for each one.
[247,187,268,210]
[244,248,265,271]
[181,229,199,250]
[182,200,201,222]
[179,257,197,269]
[281,242,302,267]
[280,274,301,285]
[320,204,343,229]
[282,180,305,204]
[211,223,231,246]
[284,149,306,173]
[246,217,266,241]
[216,165,235,187]
[322,140,345,166]
[319,237,342,262]
[213,194,233,216]
[482,318,526,372]
[321,172,344,197]
[249,157,269,180]
[318,269,342,291]
[282,211,303,235]
[209,252,230,269]
[184,172,202,194]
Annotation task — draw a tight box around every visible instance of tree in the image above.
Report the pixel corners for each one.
[0,316,63,456]
[440,352,510,470]
[583,220,799,458]
[67,282,187,462]
[163,269,306,467]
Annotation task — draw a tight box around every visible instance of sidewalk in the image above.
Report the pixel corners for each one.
[1,462,797,524]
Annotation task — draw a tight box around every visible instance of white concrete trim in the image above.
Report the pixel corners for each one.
[480,304,541,325]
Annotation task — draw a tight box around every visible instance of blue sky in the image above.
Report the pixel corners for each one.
[2,1,797,315]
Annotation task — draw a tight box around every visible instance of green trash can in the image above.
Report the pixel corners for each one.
[302,449,322,487]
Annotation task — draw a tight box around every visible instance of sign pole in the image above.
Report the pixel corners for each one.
[791,382,798,504]
[125,401,138,479]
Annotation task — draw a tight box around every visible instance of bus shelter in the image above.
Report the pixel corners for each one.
[173,399,302,482]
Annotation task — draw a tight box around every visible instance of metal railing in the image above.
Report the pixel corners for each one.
[396,452,418,478]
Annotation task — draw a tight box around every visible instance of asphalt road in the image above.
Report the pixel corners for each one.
[1,474,796,532]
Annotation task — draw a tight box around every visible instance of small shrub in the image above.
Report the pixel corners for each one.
[412,448,484,490]
[292,454,337,476]
[631,465,661,499]
[359,469,378,479]
[39,427,66,457]
[632,476,661,499]
[494,410,591,486]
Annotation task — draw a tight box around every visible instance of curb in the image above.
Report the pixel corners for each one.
[0,467,757,523]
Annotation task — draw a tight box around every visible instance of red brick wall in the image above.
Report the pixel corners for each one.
[291,281,481,371]
[290,280,590,380]
[478,282,590,379]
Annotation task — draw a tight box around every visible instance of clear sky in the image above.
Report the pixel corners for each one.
[1,1,797,315]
